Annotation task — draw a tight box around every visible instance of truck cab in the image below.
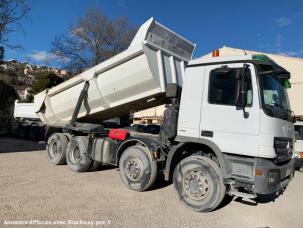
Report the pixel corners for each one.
[170,54,295,211]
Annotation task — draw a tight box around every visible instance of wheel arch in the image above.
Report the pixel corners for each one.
[116,138,156,165]
[45,126,72,142]
[164,136,228,181]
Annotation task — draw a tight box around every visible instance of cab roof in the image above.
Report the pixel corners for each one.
[189,54,255,65]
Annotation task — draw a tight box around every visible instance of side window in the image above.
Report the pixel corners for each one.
[208,68,252,106]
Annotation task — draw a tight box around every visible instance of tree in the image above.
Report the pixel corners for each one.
[0,0,30,58]
[0,80,18,136]
[0,0,30,50]
[51,8,137,73]
[0,46,3,60]
[32,71,64,94]
[0,70,13,84]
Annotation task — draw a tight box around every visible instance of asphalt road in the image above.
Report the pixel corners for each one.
[0,137,302,228]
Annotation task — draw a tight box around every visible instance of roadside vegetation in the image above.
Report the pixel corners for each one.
[0,0,30,136]
[0,80,18,136]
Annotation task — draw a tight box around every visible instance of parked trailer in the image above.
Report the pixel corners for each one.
[14,101,45,140]
[17,18,295,212]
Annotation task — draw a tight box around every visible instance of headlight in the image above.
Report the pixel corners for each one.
[268,170,280,186]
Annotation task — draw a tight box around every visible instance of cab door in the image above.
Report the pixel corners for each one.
[199,63,260,157]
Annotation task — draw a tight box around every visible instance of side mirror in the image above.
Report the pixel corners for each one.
[235,64,249,118]
[274,68,290,80]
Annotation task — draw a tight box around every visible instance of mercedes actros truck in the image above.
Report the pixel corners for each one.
[14,18,295,212]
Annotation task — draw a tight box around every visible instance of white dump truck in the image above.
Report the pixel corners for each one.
[15,18,295,212]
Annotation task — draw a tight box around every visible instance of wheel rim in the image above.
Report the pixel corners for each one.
[183,169,209,200]
[125,157,144,181]
[49,141,59,158]
[70,145,81,164]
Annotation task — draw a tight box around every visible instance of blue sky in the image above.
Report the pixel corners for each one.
[4,0,303,67]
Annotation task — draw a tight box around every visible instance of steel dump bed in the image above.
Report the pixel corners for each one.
[33,18,195,126]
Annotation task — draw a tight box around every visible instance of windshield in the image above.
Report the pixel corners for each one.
[258,64,292,122]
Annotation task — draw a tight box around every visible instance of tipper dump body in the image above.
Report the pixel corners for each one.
[33,18,195,126]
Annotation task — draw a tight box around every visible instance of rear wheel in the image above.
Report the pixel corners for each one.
[47,133,68,165]
[66,136,92,172]
[119,145,157,191]
[173,155,226,212]
[299,167,303,172]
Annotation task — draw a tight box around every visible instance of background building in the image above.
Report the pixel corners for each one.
[133,106,165,124]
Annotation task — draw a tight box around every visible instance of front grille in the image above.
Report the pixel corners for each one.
[274,137,293,163]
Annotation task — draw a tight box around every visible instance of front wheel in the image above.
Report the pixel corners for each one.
[119,145,157,192]
[173,155,226,212]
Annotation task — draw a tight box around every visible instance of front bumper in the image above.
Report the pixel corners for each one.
[224,154,295,196]
[254,158,295,194]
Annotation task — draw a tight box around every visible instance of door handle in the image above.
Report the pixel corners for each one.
[201,131,213,137]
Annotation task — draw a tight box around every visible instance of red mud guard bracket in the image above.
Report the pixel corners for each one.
[108,129,129,141]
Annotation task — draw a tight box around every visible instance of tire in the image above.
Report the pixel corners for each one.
[299,167,303,173]
[119,145,157,192]
[66,136,92,172]
[46,133,69,165]
[173,155,226,212]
